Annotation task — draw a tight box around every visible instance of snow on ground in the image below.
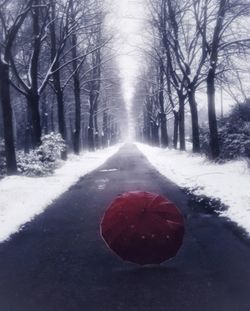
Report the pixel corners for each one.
[136,143,250,235]
[0,145,122,243]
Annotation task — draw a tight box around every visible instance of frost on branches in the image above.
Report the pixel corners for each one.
[17,133,66,177]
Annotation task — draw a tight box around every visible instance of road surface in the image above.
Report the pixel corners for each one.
[0,144,250,311]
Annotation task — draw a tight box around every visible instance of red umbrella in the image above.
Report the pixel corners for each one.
[100,191,185,265]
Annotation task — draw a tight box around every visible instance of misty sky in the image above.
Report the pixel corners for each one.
[106,0,145,109]
[106,0,247,116]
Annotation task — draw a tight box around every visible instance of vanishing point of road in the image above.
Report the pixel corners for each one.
[0,144,250,311]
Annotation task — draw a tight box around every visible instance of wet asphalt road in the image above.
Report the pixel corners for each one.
[0,144,250,311]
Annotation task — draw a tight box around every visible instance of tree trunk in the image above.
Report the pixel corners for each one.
[56,89,66,141]
[159,63,168,147]
[50,103,55,132]
[24,104,32,153]
[207,71,220,158]
[188,89,200,153]
[41,96,49,135]
[56,89,67,159]
[160,113,168,148]
[178,95,186,151]
[71,32,81,155]
[0,0,35,174]
[81,121,87,150]
[205,0,226,159]
[0,59,17,174]
[143,108,151,143]
[53,71,67,160]
[94,111,99,149]
[27,92,42,147]
[27,2,42,148]
[151,122,159,146]
[50,0,67,159]
[173,111,179,149]
[73,81,81,155]
[88,111,95,151]
[92,47,101,149]
[102,109,108,148]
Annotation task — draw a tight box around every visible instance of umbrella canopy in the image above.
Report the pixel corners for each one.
[100,191,185,265]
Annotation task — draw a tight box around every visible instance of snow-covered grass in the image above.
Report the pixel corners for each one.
[0,145,122,243]
[136,143,250,235]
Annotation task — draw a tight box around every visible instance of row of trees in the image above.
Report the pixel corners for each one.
[134,0,250,159]
[0,0,126,175]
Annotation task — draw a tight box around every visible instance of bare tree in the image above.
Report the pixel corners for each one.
[197,0,250,158]
[0,0,33,174]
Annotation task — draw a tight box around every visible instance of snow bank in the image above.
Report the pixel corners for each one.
[0,145,121,242]
[136,143,250,235]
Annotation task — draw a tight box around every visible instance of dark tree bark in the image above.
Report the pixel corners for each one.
[26,91,42,147]
[94,111,99,149]
[71,32,81,155]
[159,111,168,147]
[207,73,220,158]
[188,88,200,153]
[41,96,49,135]
[6,0,56,150]
[159,63,168,147]
[25,1,43,147]
[88,89,95,152]
[102,109,108,148]
[173,110,179,149]
[143,107,151,143]
[72,71,81,155]
[151,121,159,146]
[0,0,34,174]
[206,0,227,159]
[88,46,101,151]
[178,94,185,151]
[0,60,17,174]
[24,105,32,153]
[50,103,55,132]
[93,47,101,149]
[50,0,67,159]
[165,57,179,149]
